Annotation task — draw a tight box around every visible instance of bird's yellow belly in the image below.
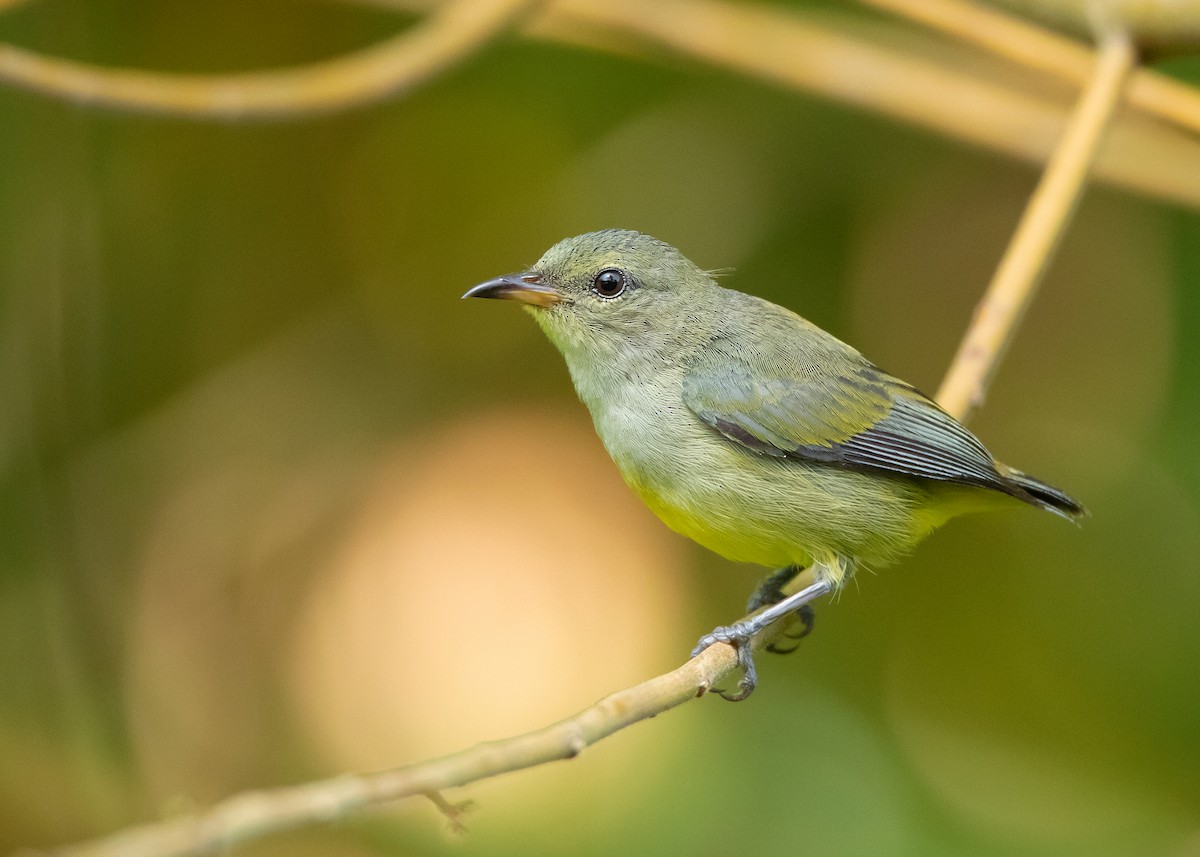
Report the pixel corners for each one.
[633,482,812,569]
[619,442,959,584]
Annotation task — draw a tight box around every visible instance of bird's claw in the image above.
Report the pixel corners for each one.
[765,639,800,655]
[765,604,815,654]
[692,623,759,702]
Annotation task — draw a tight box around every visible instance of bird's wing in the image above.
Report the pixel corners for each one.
[681,327,1005,489]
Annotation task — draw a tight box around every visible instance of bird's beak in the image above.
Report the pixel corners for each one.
[462,272,562,307]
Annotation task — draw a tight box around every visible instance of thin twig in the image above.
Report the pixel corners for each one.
[37,587,814,857]
[0,0,541,119]
[859,0,1200,136]
[936,27,1136,419]
[422,790,473,834]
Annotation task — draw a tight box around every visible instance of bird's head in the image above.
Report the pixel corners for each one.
[463,229,720,368]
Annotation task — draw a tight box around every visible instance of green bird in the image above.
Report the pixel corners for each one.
[464,229,1083,699]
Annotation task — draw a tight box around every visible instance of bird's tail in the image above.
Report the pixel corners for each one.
[1001,467,1087,522]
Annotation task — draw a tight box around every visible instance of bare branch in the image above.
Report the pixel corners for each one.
[37,592,812,857]
[0,0,542,119]
[936,27,1135,419]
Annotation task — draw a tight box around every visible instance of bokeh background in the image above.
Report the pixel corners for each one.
[2,1,1199,855]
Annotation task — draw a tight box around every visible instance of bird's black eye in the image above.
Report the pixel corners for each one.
[592,268,627,299]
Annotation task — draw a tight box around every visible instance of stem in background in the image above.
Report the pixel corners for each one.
[860,0,1200,137]
[552,0,1200,211]
[935,27,1136,421]
[1,0,1198,212]
[0,0,541,119]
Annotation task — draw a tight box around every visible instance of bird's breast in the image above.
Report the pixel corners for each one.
[584,373,697,477]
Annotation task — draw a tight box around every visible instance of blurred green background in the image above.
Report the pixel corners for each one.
[2,1,1199,855]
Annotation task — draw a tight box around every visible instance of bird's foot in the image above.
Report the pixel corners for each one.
[692,577,834,701]
[691,621,760,702]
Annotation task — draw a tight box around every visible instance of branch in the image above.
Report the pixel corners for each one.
[0,0,542,119]
[36,579,815,857]
[936,26,1135,419]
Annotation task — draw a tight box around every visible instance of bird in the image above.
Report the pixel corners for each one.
[463,229,1084,700]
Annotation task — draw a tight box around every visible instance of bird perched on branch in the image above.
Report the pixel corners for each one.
[464,229,1083,700]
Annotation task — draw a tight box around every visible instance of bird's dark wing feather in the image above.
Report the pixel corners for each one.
[681,321,1006,490]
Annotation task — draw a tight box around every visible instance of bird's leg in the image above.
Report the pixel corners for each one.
[745,565,816,654]
[692,577,833,702]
